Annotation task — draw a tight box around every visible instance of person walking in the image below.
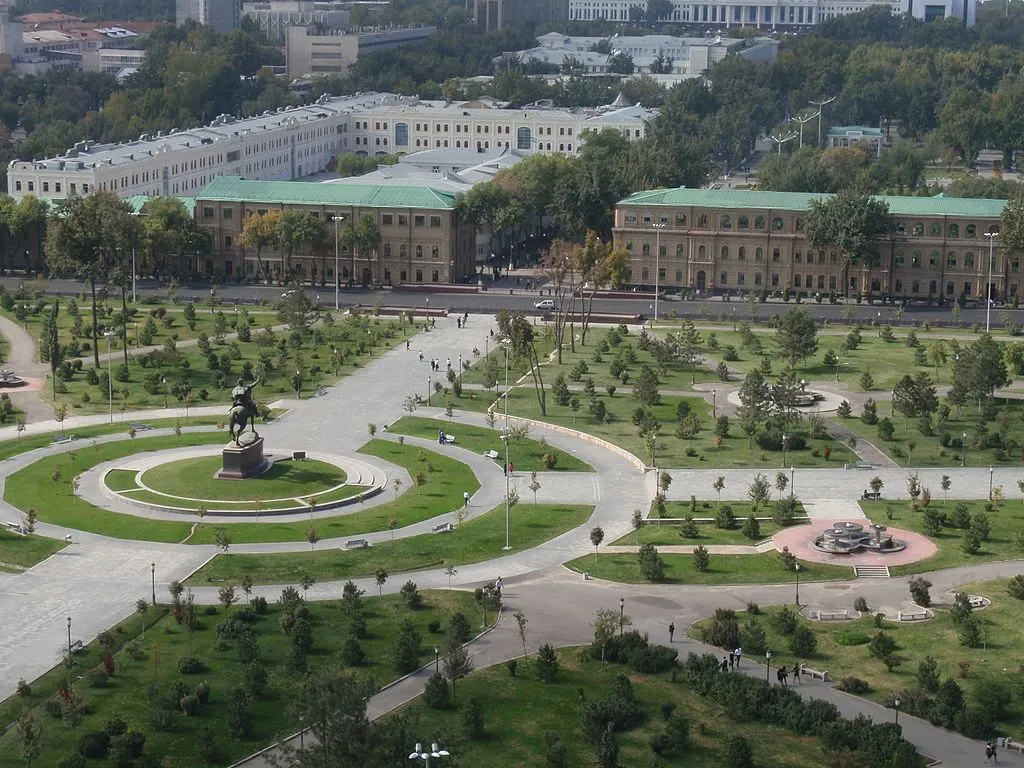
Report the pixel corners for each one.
[495,576,503,595]
[728,651,735,670]
[986,744,994,765]
[418,351,424,362]
[792,664,801,685]
[720,657,728,673]
[734,647,742,667]
[668,622,675,643]
[463,490,470,508]
[406,340,411,350]
[457,318,462,329]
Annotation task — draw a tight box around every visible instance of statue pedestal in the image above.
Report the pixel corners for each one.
[219,436,268,479]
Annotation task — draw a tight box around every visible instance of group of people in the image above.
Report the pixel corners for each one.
[985,742,999,764]
[716,648,801,685]
[719,648,744,671]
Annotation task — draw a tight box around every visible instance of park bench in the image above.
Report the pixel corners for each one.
[432,522,456,534]
[128,422,152,431]
[968,596,989,609]
[5,521,26,535]
[483,449,499,459]
[814,610,849,621]
[799,664,829,682]
[441,434,456,445]
[1002,738,1024,753]
[69,640,83,653]
[316,385,328,397]
[854,461,873,469]
[345,539,369,550]
[898,609,930,621]
[861,490,881,500]
[51,434,75,444]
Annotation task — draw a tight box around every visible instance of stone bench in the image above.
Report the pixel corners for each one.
[799,664,829,681]
[5,521,27,535]
[898,610,930,621]
[1003,738,1024,753]
[432,522,456,534]
[316,385,328,397]
[483,450,500,459]
[968,596,989,609]
[441,435,456,445]
[814,610,849,621]
[128,423,152,431]
[344,539,369,550]
[855,461,873,469]
[69,640,83,653]
[861,490,881,500]
[52,434,75,444]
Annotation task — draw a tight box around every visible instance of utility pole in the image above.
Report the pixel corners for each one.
[809,96,836,148]
[790,111,819,149]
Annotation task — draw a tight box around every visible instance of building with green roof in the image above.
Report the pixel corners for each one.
[193,177,475,286]
[614,187,1010,303]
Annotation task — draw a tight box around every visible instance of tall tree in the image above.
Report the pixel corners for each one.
[804,192,892,298]
[737,369,770,446]
[999,194,1024,264]
[39,300,60,401]
[280,670,376,768]
[773,308,819,370]
[238,210,282,282]
[951,333,1009,405]
[496,309,546,416]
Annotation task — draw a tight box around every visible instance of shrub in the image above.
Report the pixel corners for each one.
[741,515,760,540]
[399,580,423,608]
[196,726,221,764]
[449,611,471,644]
[1008,575,1024,600]
[836,676,870,694]
[505,659,517,677]
[835,631,870,646]
[701,608,740,649]
[178,656,206,674]
[462,696,485,740]
[341,637,365,666]
[57,756,86,768]
[226,687,254,738]
[535,643,559,682]
[789,624,817,657]
[580,695,644,745]
[775,605,798,635]
[44,699,63,718]
[78,730,111,758]
[726,734,754,768]
[252,596,268,614]
[242,662,268,698]
[631,644,678,673]
[195,681,211,705]
[427,620,441,634]
[853,596,868,613]
[16,679,30,698]
[714,504,735,529]
[746,601,760,615]
[85,668,108,688]
[180,694,200,716]
[110,730,146,761]
[867,631,897,659]
[908,576,932,607]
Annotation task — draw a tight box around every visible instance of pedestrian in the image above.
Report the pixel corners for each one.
[792,663,801,685]
[464,311,468,322]
[779,666,788,686]
[508,462,515,476]
[418,351,424,362]
[991,742,998,764]
[720,657,728,673]
[986,744,994,764]
[490,329,494,338]
[446,358,451,369]
[495,576,503,594]
[668,622,675,643]
[406,340,410,350]
[463,490,470,508]
[734,647,742,667]
[431,317,436,328]
[728,651,735,670]
[776,668,784,684]
[457,318,462,329]
[438,429,444,444]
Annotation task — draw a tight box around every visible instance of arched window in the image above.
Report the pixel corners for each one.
[720,215,732,229]
[721,246,729,259]
[913,222,924,235]
[384,243,391,258]
[948,223,960,238]
[930,223,941,236]
[772,248,780,262]
[432,245,439,259]
[754,216,766,230]
[966,224,977,238]
[965,252,975,268]
[400,244,407,258]
[795,218,805,232]
[738,216,749,230]
[755,247,763,262]
[394,123,409,147]
[698,245,706,258]
[517,127,532,150]
[642,243,651,256]
[676,244,684,258]
[697,214,708,228]
[772,217,784,231]
[642,267,649,281]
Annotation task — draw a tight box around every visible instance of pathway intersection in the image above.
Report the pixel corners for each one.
[0,312,1019,767]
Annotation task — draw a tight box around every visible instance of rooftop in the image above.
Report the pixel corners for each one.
[618,188,1007,218]
[197,176,458,209]
[827,125,885,137]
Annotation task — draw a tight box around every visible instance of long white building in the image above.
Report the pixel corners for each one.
[567,0,973,26]
[7,94,654,201]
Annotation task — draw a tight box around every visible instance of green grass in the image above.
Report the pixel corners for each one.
[186,502,594,585]
[615,501,791,546]
[0,529,65,569]
[122,489,306,511]
[0,590,481,768]
[4,436,479,545]
[403,648,848,768]
[689,584,1024,733]
[860,499,1024,575]
[139,456,347,501]
[388,416,592,472]
[565,551,852,585]
[103,468,140,491]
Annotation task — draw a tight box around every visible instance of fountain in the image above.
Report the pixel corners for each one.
[812,521,907,554]
[0,370,26,388]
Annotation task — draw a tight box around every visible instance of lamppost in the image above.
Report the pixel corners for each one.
[765,649,772,682]
[790,466,795,498]
[619,597,625,636]
[104,330,114,423]
[66,616,72,662]
[501,337,512,550]
[809,95,836,147]
[434,645,440,674]
[789,110,820,148]
[332,215,345,311]
[409,742,450,768]
[768,130,798,155]
[162,377,167,409]
[427,376,431,407]
[985,231,998,332]
[151,562,156,606]
[649,222,666,322]
[989,466,994,500]
[962,432,967,467]
[782,433,787,467]
[891,390,896,417]
[712,389,717,417]
[894,696,901,725]
[794,562,801,606]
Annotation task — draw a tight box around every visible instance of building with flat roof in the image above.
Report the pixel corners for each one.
[285,25,357,78]
[176,0,239,34]
[826,126,885,157]
[474,0,567,31]
[613,188,1007,302]
[194,175,476,285]
[241,0,349,41]
[8,92,651,201]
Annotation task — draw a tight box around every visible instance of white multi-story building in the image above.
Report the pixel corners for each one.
[241,0,349,42]
[8,94,653,201]
[566,0,972,27]
[176,0,239,33]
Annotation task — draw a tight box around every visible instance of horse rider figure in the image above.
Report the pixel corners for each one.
[228,376,261,444]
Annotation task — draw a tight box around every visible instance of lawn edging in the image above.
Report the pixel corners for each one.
[494,411,646,471]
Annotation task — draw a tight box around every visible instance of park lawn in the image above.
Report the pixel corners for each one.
[139,456,347,501]
[387,415,593,472]
[0,590,481,768]
[689,586,1024,733]
[0,528,65,568]
[455,386,853,468]
[122,489,305,511]
[860,499,1024,575]
[185,502,594,585]
[403,648,836,768]
[565,551,853,585]
[615,501,791,546]
[835,401,1024,468]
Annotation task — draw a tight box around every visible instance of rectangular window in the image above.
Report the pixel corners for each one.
[754,273,762,286]
[430,216,441,228]
[27,182,33,192]
[399,215,408,225]
[225,236,232,247]
[223,208,233,220]
[203,207,214,219]
[382,214,393,226]
[55,183,61,193]
[675,269,683,282]
[720,271,727,284]
[625,215,636,224]
[14,181,20,191]
[794,274,801,287]
[414,215,425,227]
[895,279,903,293]
[947,253,957,267]
[946,281,955,295]
[771,273,779,287]
[737,272,745,285]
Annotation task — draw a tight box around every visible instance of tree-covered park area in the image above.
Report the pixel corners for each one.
[0,585,480,768]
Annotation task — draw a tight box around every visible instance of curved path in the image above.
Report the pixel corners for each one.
[0,313,1021,768]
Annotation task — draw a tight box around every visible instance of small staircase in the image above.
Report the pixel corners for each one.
[854,565,890,578]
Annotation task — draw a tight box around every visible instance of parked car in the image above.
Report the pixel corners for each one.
[535,299,554,310]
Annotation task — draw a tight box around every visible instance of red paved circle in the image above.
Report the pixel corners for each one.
[773,520,938,567]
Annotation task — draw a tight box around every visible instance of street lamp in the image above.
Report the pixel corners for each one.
[790,466,795,498]
[619,597,625,636]
[409,742,450,768]
[427,376,431,407]
[434,645,440,674]
[794,562,801,606]
[151,562,156,606]
[501,337,512,550]
[962,431,967,467]
[649,223,666,322]
[894,696,901,725]
[891,390,896,417]
[768,130,798,155]
[104,330,114,423]
[765,649,772,682]
[162,377,167,409]
[66,616,72,662]
[809,95,836,147]
[989,466,994,500]
[782,433,787,467]
[712,389,717,417]
[332,215,345,311]
[985,231,998,332]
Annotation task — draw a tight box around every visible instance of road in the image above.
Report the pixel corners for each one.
[1,275,1014,327]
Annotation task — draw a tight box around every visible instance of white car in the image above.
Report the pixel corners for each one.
[535,299,554,310]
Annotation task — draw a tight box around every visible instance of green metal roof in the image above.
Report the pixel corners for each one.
[827,125,884,136]
[196,176,457,210]
[126,196,196,216]
[618,188,1006,219]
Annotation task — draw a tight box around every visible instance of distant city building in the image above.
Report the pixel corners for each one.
[193,175,477,285]
[241,0,350,41]
[285,25,435,79]
[826,125,885,157]
[567,0,974,27]
[176,0,239,34]
[474,0,568,32]
[513,32,777,76]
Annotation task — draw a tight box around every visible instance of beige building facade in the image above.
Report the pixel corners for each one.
[194,176,476,285]
[285,25,357,78]
[614,189,1010,303]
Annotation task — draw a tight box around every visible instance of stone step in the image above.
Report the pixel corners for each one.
[854,565,891,578]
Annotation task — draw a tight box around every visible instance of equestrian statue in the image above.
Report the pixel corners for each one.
[228,377,261,445]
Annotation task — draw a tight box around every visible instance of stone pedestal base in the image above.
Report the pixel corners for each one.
[218,436,268,479]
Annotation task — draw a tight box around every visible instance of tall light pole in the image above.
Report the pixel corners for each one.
[502,337,512,550]
[66,616,72,662]
[619,597,625,635]
[809,96,836,147]
[151,561,156,606]
[985,231,997,332]
[789,110,819,148]
[989,466,994,501]
[894,696,901,725]
[962,432,967,467]
[649,223,666,322]
[765,649,772,682]
[427,376,431,407]
[332,215,344,310]
[794,562,801,606]
[782,432,787,467]
[409,742,450,768]
[769,131,798,155]
[104,330,114,423]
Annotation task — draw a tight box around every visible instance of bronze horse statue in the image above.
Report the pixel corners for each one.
[228,377,261,445]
